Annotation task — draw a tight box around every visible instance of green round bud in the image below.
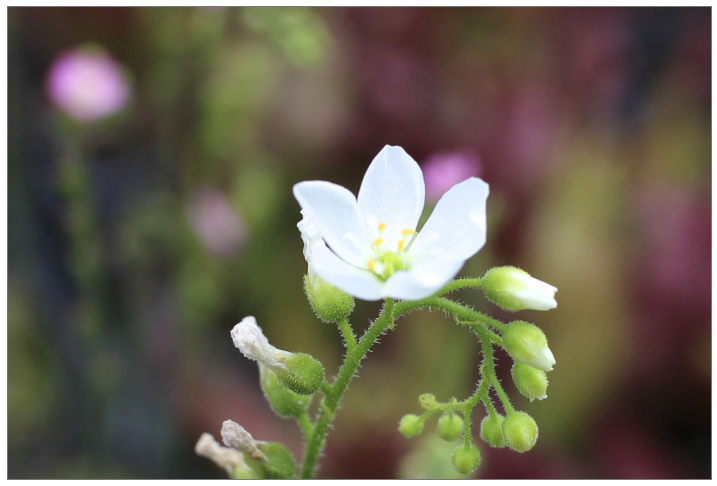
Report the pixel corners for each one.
[451,444,481,475]
[276,353,325,395]
[437,413,463,441]
[479,413,506,448]
[512,362,548,402]
[304,275,355,323]
[502,320,556,371]
[502,412,539,453]
[398,414,424,438]
[259,365,311,417]
[244,441,296,479]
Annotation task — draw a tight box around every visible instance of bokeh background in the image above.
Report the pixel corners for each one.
[7,6,711,479]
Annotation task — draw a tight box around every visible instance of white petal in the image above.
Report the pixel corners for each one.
[309,242,385,301]
[410,177,489,262]
[357,145,425,249]
[293,181,372,266]
[230,317,290,370]
[381,255,466,300]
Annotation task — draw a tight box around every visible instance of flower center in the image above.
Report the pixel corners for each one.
[366,223,416,280]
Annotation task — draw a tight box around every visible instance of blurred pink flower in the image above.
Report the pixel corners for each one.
[420,150,481,201]
[186,189,245,258]
[45,45,131,122]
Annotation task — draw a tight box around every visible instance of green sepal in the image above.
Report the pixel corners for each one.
[511,362,548,402]
[398,414,424,438]
[260,364,311,417]
[502,320,555,371]
[437,413,463,442]
[276,353,325,395]
[304,275,355,323]
[451,443,481,475]
[479,413,506,448]
[243,441,296,479]
[502,411,539,453]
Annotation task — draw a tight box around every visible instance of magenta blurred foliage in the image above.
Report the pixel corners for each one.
[7,6,711,479]
[45,45,131,122]
[185,189,245,259]
[421,149,482,201]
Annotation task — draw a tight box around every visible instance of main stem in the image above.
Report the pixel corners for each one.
[300,299,395,478]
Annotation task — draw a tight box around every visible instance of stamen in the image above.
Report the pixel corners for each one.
[401,228,416,235]
[367,259,376,272]
[397,239,406,252]
[371,237,384,246]
[377,222,386,231]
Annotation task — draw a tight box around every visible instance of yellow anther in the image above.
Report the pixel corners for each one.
[367,259,376,272]
[371,237,384,246]
[401,228,416,235]
[275,355,286,362]
[377,222,386,231]
[397,239,406,252]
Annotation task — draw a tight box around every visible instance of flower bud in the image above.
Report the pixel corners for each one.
[451,444,481,475]
[276,353,325,395]
[221,420,296,479]
[502,412,539,453]
[303,274,355,323]
[482,266,557,311]
[512,362,548,402]
[259,364,311,417]
[479,413,506,448]
[437,413,463,441]
[502,320,556,371]
[398,414,424,438]
[231,317,324,395]
[299,215,355,323]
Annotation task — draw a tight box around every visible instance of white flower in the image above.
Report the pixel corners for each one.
[231,316,291,373]
[293,145,489,301]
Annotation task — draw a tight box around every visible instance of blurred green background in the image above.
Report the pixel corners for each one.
[7,7,711,479]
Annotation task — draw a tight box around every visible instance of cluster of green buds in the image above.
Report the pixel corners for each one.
[397,266,557,476]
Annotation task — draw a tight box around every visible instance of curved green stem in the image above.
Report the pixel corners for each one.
[296,411,314,441]
[336,317,356,352]
[300,299,395,478]
[474,322,514,414]
[433,297,507,333]
[438,277,484,295]
[393,296,506,333]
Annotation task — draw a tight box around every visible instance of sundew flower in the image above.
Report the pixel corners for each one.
[45,45,131,122]
[293,145,489,301]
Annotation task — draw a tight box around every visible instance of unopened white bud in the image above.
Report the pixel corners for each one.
[483,266,557,311]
